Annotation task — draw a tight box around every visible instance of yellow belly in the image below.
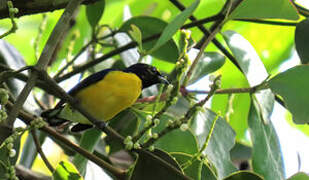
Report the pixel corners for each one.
[61,71,142,124]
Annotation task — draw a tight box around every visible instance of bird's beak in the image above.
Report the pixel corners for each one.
[158,75,169,84]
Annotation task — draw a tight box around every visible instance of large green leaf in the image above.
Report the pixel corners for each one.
[19,131,46,168]
[53,161,83,180]
[188,51,226,85]
[151,0,200,52]
[248,100,284,180]
[223,171,263,180]
[154,129,199,155]
[230,0,299,20]
[72,128,101,176]
[268,65,309,124]
[295,18,309,64]
[171,152,217,180]
[191,109,237,179]
[86,0,105,29]
[119,16,179,63]
[223,30,274,123]
[130,149,186,180]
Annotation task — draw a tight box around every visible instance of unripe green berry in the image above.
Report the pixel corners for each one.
[153,118,160,127]
[171,97,178,105]
[180,124,189,131]
[209,75,216,82]
[7,142,13,150]
[125,141,133,150]
[152,133,158,139]
[123,136,132,144]
[133,142,141,149]
[146,115,152,121]
[167,84,174,92]
[144,118,152,128]
[9,149,16,157]
[13,8,18,14]
[148,145,155,152]
[6,137,13,143]
[0,88,9,105]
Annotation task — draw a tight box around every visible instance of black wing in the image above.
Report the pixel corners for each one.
[68,68,114,96]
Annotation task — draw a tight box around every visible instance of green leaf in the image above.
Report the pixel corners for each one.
[171,152,217,180]
[72,128,101,176]
[150,0,200,52]
[223,171,263,180]
[53,161,83,180]
[191,109,237,179]
[86,0,105,29]
[288,172,309,180]
[189,51,226,85]
[119,16,179,63]
[154,129,199,155]
[105,109,140,154]
[19,131,46,168]
[230,0,299,20]
[295,18,309,64]
[223,30,274,123]
[268,65,309,124]
[130,149,186,180]
[248,100,284,180]
[128,24,143,49]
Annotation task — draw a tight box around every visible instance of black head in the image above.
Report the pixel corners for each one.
[124,63,169,89]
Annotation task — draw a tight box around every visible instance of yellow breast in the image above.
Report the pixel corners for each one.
[66,71,142,124]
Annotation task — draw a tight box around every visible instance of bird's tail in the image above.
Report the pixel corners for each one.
[41,107,69,126]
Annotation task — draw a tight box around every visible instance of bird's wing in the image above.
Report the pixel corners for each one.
[68,68,115,96]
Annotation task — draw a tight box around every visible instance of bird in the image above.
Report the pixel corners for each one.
[41,63,169,132]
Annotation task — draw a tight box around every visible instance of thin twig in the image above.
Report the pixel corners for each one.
[31,129,54,173]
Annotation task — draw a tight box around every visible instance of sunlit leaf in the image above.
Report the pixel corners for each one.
[223,30,274,123]
[53,161,83,180]
[151,0,200,52]
[268,65,309,124]
[230,0,299,20]
[72,129,101,176]
[172,152,217,180]
[154,129,199,155]
[248,100,284,180]
[119,16,179,62]
[191,109,237,179]
[86,0,105,29]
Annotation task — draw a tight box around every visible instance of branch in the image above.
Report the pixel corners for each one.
[6,0,84,126]
[31,129,54,173]
[5,101,127,179]
[0,0,99,19]
[16,165,51,180]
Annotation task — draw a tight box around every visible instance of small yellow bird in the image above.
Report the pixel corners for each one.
[42,63,168,132]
